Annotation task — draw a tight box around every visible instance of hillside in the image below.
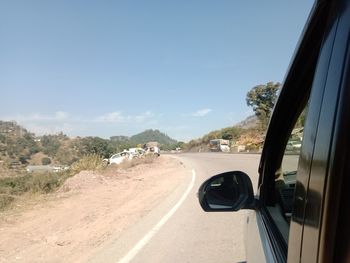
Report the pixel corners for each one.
[184,115,264,152]
[0,121,82,172]
[0,122,180,175]
[236,115,259,129]
[130,129,177,145]
[109,129,179,151]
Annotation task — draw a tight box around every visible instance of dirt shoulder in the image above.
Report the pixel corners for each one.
[0,155,189,263]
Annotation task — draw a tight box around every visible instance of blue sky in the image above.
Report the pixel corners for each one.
[0,1,314,142]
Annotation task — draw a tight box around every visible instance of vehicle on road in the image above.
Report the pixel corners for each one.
[209,139,230,153]
[198,0,350,262]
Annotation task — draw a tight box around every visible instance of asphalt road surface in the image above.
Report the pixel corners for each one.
[90,153,261,263]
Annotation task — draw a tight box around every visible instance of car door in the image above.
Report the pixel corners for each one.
[296,0,350,262]
[197,1,350,262]
[246,0,346,262]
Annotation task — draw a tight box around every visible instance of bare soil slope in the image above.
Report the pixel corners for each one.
[0,156,188,263]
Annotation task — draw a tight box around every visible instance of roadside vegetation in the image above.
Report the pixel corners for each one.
[0,171,68,210]
[0,81,281,209]
[0,153,157,211]
[0,123,179,172]
[184,82,281,152]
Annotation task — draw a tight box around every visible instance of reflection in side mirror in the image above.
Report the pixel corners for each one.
[198,171,256,212]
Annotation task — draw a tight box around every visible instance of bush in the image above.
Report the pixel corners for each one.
[19,155,29,164]
[0,194,15,210]
[75,137,113,158]
[41,157,51,165]
[29,145,40,155]
[0,155,106,212]
[0,172,69,197]
[27,173,64,193]
[41,135,61,157]
[69,154,104,175]
[0,176,31,195]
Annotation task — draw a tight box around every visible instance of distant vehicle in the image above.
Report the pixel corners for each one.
[142,141,161,156]
[26,165,53,173]
[146,146,160,156]
[286,140,302,151]
[107,151,133,165]
[128,148,146,158]
[26,165,68,173]
[209,139,230,152]
[52,165,69,172]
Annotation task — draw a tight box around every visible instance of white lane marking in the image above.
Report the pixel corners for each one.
[117,169,196,263]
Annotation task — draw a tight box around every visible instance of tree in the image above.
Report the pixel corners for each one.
[19,155,29,164]
[78,137,113,158]
[41,135,61,157]
[56,148,77,165]
[246,82,281,129]
[220,127,242,141]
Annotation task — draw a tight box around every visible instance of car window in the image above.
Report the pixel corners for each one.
[267,106,308,244]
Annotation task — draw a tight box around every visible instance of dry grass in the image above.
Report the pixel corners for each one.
[116,154,157,169]
[68,154,105,175]
[0,155,105,210]
[0,194,15,211]
[0,154,158,211]
[0,172,69,210]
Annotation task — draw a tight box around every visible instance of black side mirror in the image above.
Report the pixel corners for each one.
[198,171,257,212]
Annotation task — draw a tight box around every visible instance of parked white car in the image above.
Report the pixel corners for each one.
[128,148,146,158]
[107,151,133,165]
[145,146,160,156]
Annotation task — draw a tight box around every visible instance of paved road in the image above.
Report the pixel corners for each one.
[90,153,261,263]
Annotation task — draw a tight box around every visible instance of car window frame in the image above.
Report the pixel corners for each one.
[255,1,334,261]
[300,1,350,261]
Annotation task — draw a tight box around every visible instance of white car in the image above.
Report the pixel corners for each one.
[145,146,160,156]
[128,148,146,158]
[108,151,133,165]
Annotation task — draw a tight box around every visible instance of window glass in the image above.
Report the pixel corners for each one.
[267,105,308,243]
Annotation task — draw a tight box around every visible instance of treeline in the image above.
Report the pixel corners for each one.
[183,82,281,152]
[183,125,265,152]
[0,123,181,168]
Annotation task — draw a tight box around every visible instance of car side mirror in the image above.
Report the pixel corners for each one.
[198,171,257,212]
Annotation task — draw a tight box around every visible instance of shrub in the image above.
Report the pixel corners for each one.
[19,155,29,164]
[27,173,63,193]
[69,154,104,175]
[0,172,69,197]
[29,145,40,155]
[41,135,61,157]
[0,194,15,210]
[41,157,51,165]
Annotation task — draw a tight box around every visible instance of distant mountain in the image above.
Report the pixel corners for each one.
[236,115,259,129]
[184,115,263,152]
[110,135,130,142]
[130,129,177,145]
[0,121,179,170]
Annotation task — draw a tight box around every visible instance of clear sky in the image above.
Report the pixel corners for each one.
[0,1,314,142]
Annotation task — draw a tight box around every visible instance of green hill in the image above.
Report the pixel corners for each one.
[183,115,264,152]
[130,129,177,145]
[0,121,183,178]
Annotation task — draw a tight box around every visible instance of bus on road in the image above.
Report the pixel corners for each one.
[209,139,230,152]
